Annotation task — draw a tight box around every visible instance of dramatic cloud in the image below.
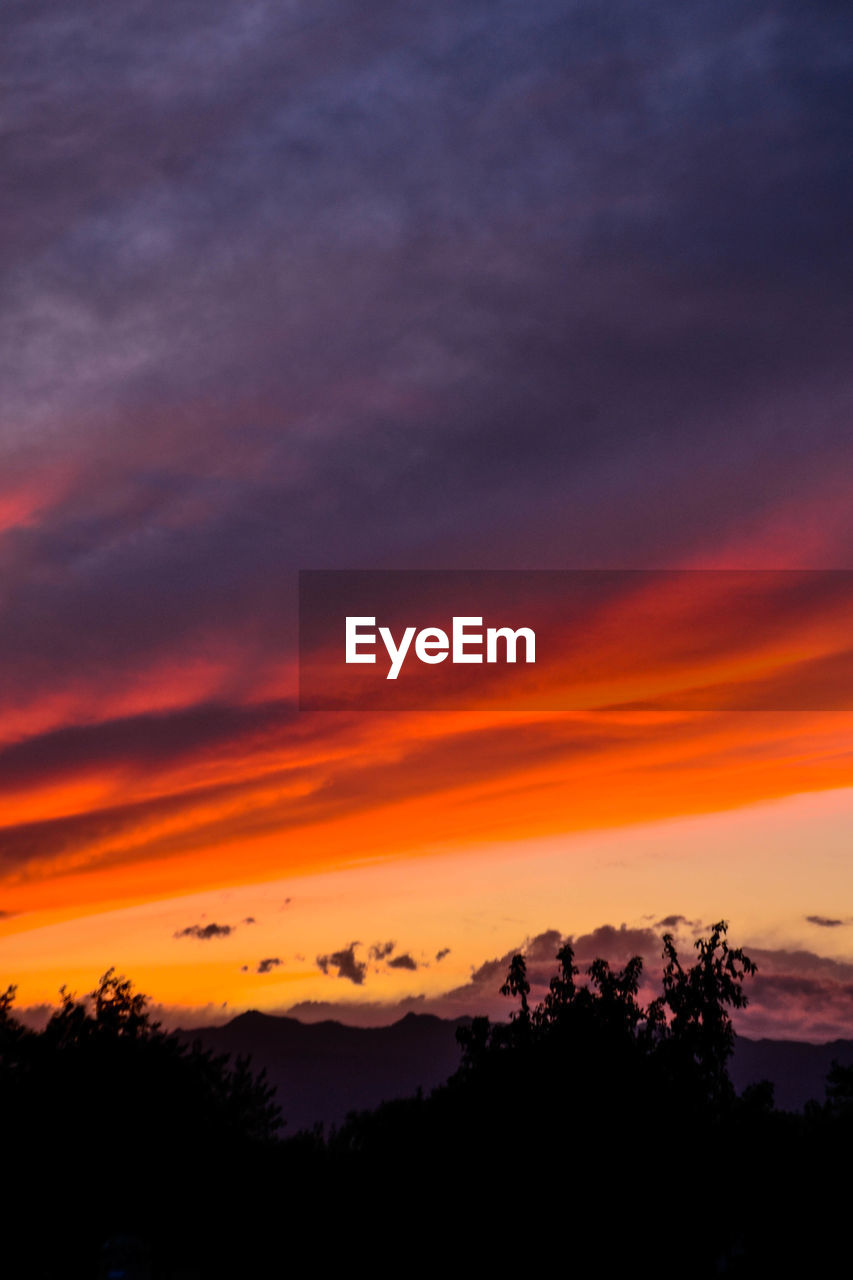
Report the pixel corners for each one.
[316,943,367,986]
[1,0,851,893]
[732,946,853,1040]
[387,954,418,972]
[174,922,233,941]
[299,927,853,1043]
[2,0,853,1019]
[256,957,283,975]
[291,920,853,1038]
[285,927,660,1025]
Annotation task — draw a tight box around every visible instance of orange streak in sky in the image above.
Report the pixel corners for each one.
[2,563,852,931]
[2,704,851,919]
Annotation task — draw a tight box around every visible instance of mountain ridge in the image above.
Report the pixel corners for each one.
[176,1009,853,1130]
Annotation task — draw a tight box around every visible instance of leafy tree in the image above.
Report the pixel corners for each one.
[650,919,757,1103]
[500,953,531,1023]
[0,982,26,1049]
[1,968,285,1273]
[456,919,756,1111]
[38,967,283,1142]
[539,940,579,1016]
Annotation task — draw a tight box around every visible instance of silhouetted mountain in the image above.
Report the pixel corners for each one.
[177,1009,469,1131]
[179,1008,853,1127]
[730,1035,853,1111]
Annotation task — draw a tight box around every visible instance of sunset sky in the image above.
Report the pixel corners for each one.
[2,0,852,1040]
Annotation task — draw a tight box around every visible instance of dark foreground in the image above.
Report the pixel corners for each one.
[3,925,851,1277]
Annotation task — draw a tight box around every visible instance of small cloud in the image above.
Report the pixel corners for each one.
[257,957,283,974]
[656,914,693,930]
[174,922,233,940]
[388,953,418,971]
[243,916,256,925]
[370,941,395,961]
[316,942,367,986]
[241,965,249,973]
[435,947,451,962]
[806,915,845,928]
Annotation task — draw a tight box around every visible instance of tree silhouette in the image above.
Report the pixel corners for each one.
[0,969,284,1275]
[456,919,756,1115]
[334,923,763,1273]
[28,966,283,1144]
[651,920,757,1103]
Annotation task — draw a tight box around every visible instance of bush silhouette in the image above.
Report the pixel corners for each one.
[1,969,282,1274]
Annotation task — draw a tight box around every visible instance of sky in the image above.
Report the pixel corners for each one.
[1,0,852,1040]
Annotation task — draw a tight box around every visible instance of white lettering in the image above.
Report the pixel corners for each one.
[452,616,483,664]
[415,627,449,664]
[379,625,417,680]
[346,617,377,663]
[345,617,535,678]
[486,626,536,664]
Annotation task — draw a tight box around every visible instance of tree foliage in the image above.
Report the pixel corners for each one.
[456,919,757,1109]
[3,967,283,1142]
[0,968,283,1272]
